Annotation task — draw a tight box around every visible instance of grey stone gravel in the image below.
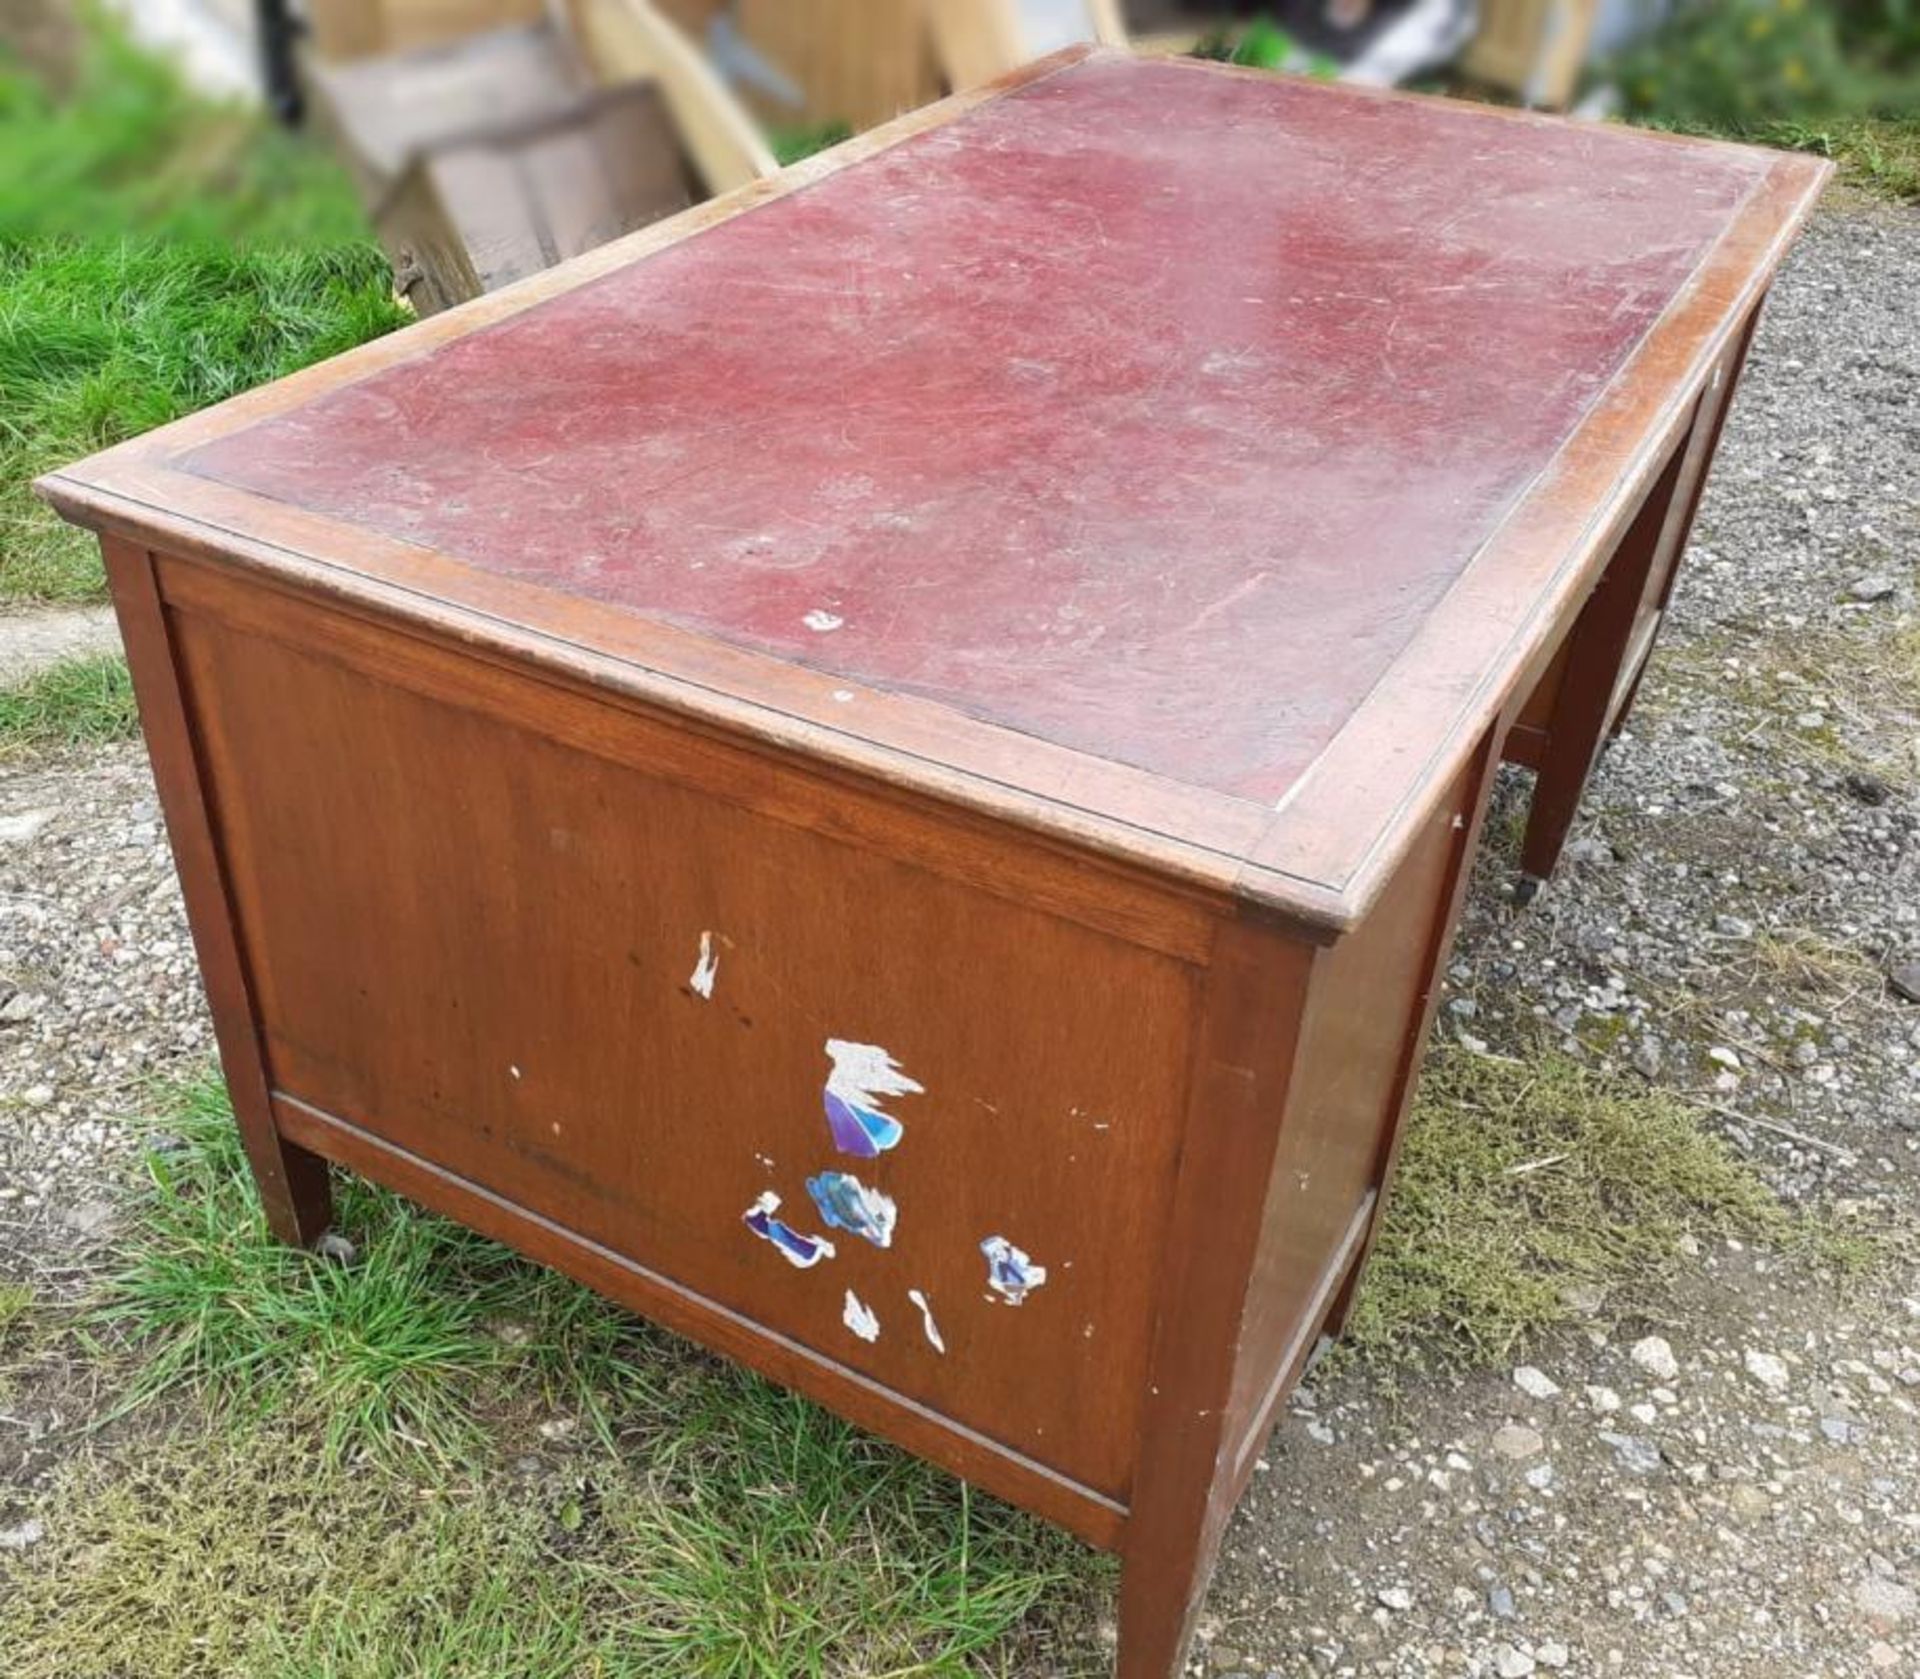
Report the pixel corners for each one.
[0,605,120,686]
[1198,197,1920,1678]
[0,750,207,1287]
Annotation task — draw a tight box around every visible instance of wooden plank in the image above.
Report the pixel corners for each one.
[274,1092,1126,1546]
[736,0,942,130]
[376,81,696,313]
[167,578,1200,1504]
[1462,0,1601,108]
[307,0,544,62]
[305,21,583,194]
[561,0,777,191]
[926,0,1029,91]
[1117,917,1315,1677]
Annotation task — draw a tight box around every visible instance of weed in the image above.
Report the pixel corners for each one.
[0,16,406,603]
[39,1076,1105,1675]
[0,1281,30,1336]
[1343,1045,1869,1368]
[0,652,136,753]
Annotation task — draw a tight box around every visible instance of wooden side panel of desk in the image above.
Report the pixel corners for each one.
[1115,741,1501,1678]
[127,547,1233,1537]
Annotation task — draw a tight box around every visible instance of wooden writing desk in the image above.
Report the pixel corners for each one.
[40,50,1824,1677]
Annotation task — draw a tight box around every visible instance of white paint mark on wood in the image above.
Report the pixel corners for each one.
[843,1289,880,1343]
[689,930,719,999]
[908,1288,946,1353]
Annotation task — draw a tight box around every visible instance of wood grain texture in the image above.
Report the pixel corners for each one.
[1118,917,1314,1679]
[167,563,1196,1503]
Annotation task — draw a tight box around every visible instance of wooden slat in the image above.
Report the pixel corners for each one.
[561,0,777,190]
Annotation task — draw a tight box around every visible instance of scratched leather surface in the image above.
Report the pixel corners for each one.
[183,56,1768,803]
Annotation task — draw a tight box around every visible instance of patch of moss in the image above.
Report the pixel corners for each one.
[50,1079,1105,1675]
[1343,1045,1872,1369]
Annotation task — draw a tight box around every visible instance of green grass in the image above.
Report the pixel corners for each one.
[1641,110,1920,201]
[38,1077,1103,1676]
[0,1410,1098,1679]
[0,1281,30,1333]
[1342,1045,1876,1368]
[0,10,373,245]
[3,1039,1876,1671]
[0,651,137,753]
[0,1281,31,1404]
[0,16,408,604]
[769,121,852,165]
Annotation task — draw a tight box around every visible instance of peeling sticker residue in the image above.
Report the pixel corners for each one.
[743,1191,836,1269]
[842,1289,880,1342]
[908,1288,946,1353]
[822,1039,922,1158]
[689,930,719,999]
[803,608,844,632]
[806,1170,897,1248]
[980,1235,1048,1305]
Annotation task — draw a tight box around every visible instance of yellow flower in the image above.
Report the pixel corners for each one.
[1747,12,1773,38]
[1782,58,1807,86]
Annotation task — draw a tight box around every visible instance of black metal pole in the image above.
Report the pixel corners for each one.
[256,0,303,125]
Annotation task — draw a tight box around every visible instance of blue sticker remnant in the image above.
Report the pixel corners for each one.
[806,1171,897,1248]
[743,1191,836,1269]
[980,1235,1048,1305]
[822,1039,923,1159]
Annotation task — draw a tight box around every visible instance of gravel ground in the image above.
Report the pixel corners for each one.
[0,606,121,686]
[1203,198,1920,1677]
[1,195,1916,1673]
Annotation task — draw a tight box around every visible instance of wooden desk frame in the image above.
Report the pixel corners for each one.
[42,50,1825,1679]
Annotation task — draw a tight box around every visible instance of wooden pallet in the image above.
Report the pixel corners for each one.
[306,0,547,61]
[1461,0,1600,108]
[303,0,773,314]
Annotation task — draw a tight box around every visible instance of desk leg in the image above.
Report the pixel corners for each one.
[102,536,334,1249]
[1520,305,1763,886]
[1117,732,1502,1677]
[1117,924,1316,1679]
[1606,306,1763,742]
[1518,442,1687,883]
[1323,729,1502,1340]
